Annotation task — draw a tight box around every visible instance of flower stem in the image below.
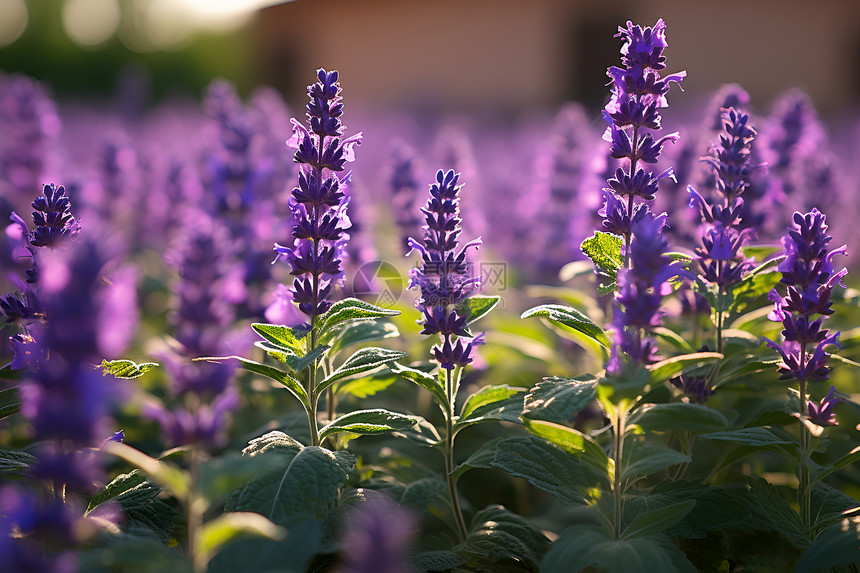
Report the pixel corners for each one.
[798,366,811,529]
[613,407,627,540]
[444,364,468,543]
[188,447,205,573]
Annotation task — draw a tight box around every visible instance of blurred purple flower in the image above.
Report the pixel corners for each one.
[339,492,416,573]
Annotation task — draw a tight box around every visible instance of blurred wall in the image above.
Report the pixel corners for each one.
[256,0,860,115]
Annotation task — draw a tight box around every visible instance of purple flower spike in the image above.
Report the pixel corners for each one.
[599,19,684,240]
[408,169,482,371]
[276,69,360,322]
[766,208,846,385]
[690,108,759,289]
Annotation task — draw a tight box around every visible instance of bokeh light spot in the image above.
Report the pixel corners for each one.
[0,0,28,48]
[62,0,122,47]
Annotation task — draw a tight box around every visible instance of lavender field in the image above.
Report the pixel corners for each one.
[2,13,860,573]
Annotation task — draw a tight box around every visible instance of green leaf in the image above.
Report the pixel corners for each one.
[0,363,21,380]
[810,482,860,531]
[795,519,860,573]
[521,375,597,424]
[542,524,697,573]
[520,304,609,347]
[625,480,750,539]
[581,231,624,295]
[285,344,329,374]
[103,442,190,501]
[316,347,408,393]
[318,409,417,440]
[455,295,501,325]
[491,436,609,505]
[455,384,526,430]
[230,445,354,524]
[748,477,811,548]
[0,386,22,420]
[210,356,308,410]
[810,446,860,488]
[209,518,322,573]
[622,500,697,539]
[86,469,177,543]
[630,402,728,433]
[99,359,160,379]
[0,448,36,472]
[199,512,285,568]
[459,505,550,572]
[328,321,399,354]
[523,418,613,480]
[702,427,794,447]
[452,438,504,482]
[335,373,396,399]
[252,341,296,364]
[199,454,287,503]
[320,297,400,336]
[647,352,723,384]
[251,323,306,354]
[390,363,447,407]
[412,550,466,572]
[622,442,690,483]
[242,431,304,455]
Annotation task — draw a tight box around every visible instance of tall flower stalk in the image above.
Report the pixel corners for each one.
[599,18,685,265]
[688,107,759,359]
[408,169,482,542]
[765,208,846,528]
[274,68,360,446]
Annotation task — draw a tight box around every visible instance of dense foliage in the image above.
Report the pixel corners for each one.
[1,18,860,573]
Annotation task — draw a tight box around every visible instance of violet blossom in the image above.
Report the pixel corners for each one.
[765,209,846,384]
[599,18,685,241]
[274,68,360,322]
[408,169,483,370]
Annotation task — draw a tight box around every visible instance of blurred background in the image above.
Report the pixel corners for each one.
[1,0,859,117]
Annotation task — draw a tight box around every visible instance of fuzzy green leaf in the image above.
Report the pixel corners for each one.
[702,427,794,447]
[795,519,860,573]
[523,418,613,480]
[318,408,417,440]
[251,323,306,354]
[622,443,690,483]
[581,231,624,295]
[748,477,811,548]
[647,352,723,384]
[87,469,177,543]
[455,384,526,431]
[99,359,160,380]
[316,347,407,393]
[320,297,400,336]
[542,524,697,573]
[328,321,399,354]
[491,436,608,505]
[458,505,550,572]
[199,512,285,568]
[630,402,728,433]
[0,448,36,472]
[455,295,501,325]
[521,375,597,424]
[520,303,609,347]
[390,363,447,407]
[0,386,21,420]
[622,500,697,539]
[204,356,308,409]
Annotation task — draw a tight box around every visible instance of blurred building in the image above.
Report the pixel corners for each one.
[255,0,860,115]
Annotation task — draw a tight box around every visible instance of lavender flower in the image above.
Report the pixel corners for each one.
[387,141,423,253]
[274,69,361,322]
[599,19,685,240]
[408,170,483,370]
[689,108,759,289]
[608,211,688,373]
[766,209,846,383]
[339,492,416,573]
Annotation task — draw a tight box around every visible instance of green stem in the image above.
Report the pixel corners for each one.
[798,367,811,529]
[444,365,468,543]
[188,447,205,573]
[613,408,627,540]
[307,329,321,447]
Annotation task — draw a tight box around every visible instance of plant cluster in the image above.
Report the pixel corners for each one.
[1,18,860,573]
